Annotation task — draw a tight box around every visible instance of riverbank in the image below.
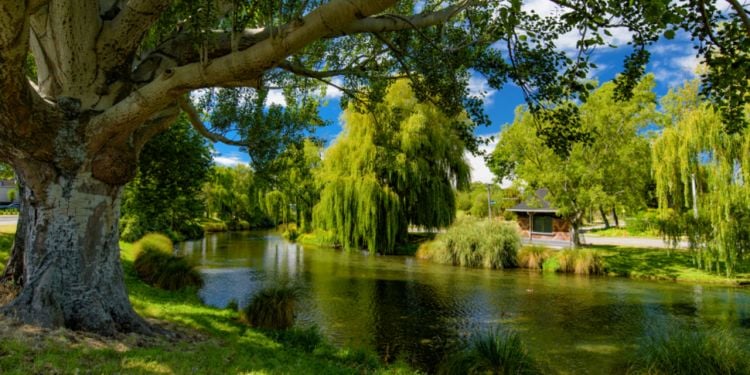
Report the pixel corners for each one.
[0,229,414,374]
[590,245,750,285]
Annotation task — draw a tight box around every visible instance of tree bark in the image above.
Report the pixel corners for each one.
[1,170,151,336]
[599,206,610,229]
[612,207,620,227]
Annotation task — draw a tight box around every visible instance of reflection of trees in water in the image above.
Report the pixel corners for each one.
[371,279,460,373]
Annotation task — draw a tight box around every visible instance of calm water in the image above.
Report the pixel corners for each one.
[178,231,750,374]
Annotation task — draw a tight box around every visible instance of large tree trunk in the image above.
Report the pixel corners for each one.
[1,170,151,335]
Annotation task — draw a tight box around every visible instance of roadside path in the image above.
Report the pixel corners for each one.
[0,215,18,227]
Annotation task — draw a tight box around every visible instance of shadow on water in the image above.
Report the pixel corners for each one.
[178,231,750,374]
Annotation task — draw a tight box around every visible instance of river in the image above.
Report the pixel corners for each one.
[177,231,750,374]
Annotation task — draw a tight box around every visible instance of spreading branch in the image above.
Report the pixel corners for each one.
[97,0,172,74]
[177,96,247,147]
[87,0,401,152]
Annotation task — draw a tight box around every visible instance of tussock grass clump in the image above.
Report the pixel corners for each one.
[133,233,203,291]
[241,285,300,330]
[424,217,521,269]
[202,221,228,233]
[627,327,750,375]
[553,249,606,275]
[517,246,551,269]
[439,328,543,375]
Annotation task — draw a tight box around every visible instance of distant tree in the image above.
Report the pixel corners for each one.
[490,77,657,245]
[314,80,470,252]
[0,163,12,180]
[120,116,212,242]
[271,139,323,231]
[653,81,750,276]
[203,165,269,227]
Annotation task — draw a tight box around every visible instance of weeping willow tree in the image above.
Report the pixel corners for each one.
[314,80,471,253]
[653,81,750,276]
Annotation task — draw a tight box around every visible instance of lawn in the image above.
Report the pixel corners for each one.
[585,227,660,238]
[0,228,415,374]
[590,245,750,285]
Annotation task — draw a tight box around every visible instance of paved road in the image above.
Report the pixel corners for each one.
[0,215,18,226]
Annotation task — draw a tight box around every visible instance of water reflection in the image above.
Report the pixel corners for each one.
[178,231,750,374]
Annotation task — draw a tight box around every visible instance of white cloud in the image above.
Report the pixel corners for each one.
[522,0,561,17]
[650,53,702,87]
[324,77,344,99]
[468,76,497,106]
[213,155,248,167]
[266,89,287,107]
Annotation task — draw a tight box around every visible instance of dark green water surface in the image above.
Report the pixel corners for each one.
[178,231,750,374]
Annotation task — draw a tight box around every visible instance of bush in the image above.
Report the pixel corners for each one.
[202,220,228,233]
[241,285,300,330]
[553,249,606,275]
[268,325,325,353]
[439,328,543,375]
[627,210,660,236]
[423,217,521,269]
[517,246,550,269]
[227,219,251,231]
[279,223,300,241]
[133,233,203,290]
[627,326,750,375]
[297,230,338,247]
[178,220,205,241]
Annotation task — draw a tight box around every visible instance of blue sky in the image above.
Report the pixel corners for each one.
[212,0,703,183]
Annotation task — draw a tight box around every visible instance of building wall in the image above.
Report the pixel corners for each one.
[516,213,571,241]
[0,181,18,203]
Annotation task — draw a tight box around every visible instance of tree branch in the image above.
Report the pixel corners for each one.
[97,0,172,74]
[177,96,247,147]
[87,0,399,152]
[338,1,470,35]
[725,0,750,38]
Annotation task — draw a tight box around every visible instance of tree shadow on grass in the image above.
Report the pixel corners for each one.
[585,245,697,281]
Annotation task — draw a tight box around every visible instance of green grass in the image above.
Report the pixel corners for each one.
[626,326,750,374]
[439,328,543,375]
[585,245,750,284]
[586,227,661,238]
[0,229,416,374]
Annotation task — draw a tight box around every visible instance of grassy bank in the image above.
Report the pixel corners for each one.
[589,245,750,285]
[0,228,414,374]
[296,229,434,256]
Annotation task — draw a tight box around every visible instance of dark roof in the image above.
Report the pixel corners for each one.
[507,188,558,213]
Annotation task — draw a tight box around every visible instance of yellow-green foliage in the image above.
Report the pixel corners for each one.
[422,217,521,269]
[314,79,470,253]
[297,229,338,247]
[517,246,551,269]
[653,81,750,276]
[202,221,228,232]
[133,233,203,290]
[241,285,300,330]
[552,249,606,275]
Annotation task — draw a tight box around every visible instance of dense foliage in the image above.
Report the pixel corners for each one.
[203,165,271,228]
[121,117,212,242]
[490,77,657,244]
[653,81,750,275]
[314,80,470,252]
[418,217,521,269]
[132,234,203,291]
[455,183,520,220]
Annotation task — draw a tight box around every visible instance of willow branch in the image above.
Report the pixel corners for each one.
[178,97,247,147]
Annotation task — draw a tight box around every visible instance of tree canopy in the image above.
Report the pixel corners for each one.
[314,80,470,252]
[490,76,657,244]
[653,81,750,275]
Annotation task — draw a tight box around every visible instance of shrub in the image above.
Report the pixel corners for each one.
[297,230,338,247]
[227,219,251,231]
[178,220,205,240]
[241,285,300,330]
[268,325,325,353]
[439,328,543,375]
[627,326,750,375]
[517,246,550,269]
[133,233,203,290]
[279,223,300,241]
[627,210,660,236]
[424,217,521,269]
[554,249,606,275]
[202,221,228,233]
